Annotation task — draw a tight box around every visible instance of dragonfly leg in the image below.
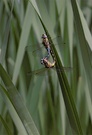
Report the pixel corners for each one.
[41,58,44,64]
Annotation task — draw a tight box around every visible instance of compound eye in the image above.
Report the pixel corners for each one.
[42,34,47,38]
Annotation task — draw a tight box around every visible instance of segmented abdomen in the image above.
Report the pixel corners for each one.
[50,49,56,62]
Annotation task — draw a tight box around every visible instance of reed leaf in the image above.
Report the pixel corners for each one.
[29,0,83,134]
[0,64,40,135]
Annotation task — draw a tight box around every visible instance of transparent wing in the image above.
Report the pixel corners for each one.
[25,43,48,58]
[27,67,48,76]
[25,43,43,56]
[49,35,66,46]
[25,36,66,56]
[27,66,73,77]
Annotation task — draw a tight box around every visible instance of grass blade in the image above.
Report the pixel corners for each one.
[12,3,33,84]
[0,64,40,135]
[70,0,92,93]
[0,0,14,64]
[0,115,12,135]
[29,1,83,134]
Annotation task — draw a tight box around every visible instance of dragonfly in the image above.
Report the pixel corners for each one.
[25,34,66,59]
[27,59,72,76]
[26,34,72,76]
[27,51,72,76]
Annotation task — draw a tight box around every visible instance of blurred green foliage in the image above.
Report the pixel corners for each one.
[0,0,92,135]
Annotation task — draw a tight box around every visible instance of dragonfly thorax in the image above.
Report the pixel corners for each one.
[41,34,50,48]
[42,38,50,48]
[43,58,56,68]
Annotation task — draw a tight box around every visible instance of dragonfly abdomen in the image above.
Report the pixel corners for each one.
[50,49,56,62]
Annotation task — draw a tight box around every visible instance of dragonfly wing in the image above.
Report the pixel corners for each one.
[27,66,72,77]
[25,43,44,53]
[55,66,73,73]
[27,67,58,77]
[27,67,48,76]
[25,43,47,57]
[25,36,66,54]
[49,36,66,46]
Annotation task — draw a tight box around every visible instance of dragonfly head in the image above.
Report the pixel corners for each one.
[42,34,47,39]
[43,58,48,63]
